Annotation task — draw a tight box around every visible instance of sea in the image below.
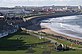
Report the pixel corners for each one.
[40,15,82,39]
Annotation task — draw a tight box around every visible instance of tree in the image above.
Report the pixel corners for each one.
[56,44,63,51]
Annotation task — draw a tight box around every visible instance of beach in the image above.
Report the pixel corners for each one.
[25,15,82,44]
[39,24,82,42]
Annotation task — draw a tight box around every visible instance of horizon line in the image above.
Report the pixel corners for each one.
[0,5,81,8]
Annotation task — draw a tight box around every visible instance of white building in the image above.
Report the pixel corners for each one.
[78,5,81,9]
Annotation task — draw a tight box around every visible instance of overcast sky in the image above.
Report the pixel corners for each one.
[0,0,82,7]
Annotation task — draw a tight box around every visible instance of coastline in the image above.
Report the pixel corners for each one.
[24,14,82,43]
[39,24,82,42]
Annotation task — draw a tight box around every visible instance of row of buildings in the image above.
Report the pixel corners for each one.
[0,5,82,17]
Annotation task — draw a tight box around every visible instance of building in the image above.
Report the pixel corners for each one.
[78,5,81,9]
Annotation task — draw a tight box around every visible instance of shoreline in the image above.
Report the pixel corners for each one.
[39,24,82,42]
[25,14,82,42]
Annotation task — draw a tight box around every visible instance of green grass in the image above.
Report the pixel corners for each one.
[0,31,82,54]
[0,31,47,54]
[0,51,26,54]
[0,50,82,54]
[54,38,82,48]
[52,50,82,54]
[38,32,82,48]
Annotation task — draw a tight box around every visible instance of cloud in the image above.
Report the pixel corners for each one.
[0,0,81,7]
[57,0,71,2]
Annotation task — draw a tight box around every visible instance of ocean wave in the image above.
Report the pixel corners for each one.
[41,15,82,39]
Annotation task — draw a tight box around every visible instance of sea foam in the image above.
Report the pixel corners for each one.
[41,15,82,39]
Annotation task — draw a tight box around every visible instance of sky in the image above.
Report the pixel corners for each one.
[0,0,82,7]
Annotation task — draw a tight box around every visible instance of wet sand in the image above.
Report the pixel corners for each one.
[25,15,82,42]
[39,25,82,42]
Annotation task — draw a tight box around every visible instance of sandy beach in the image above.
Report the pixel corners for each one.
[39,25,82,42]
[25,15,82,43]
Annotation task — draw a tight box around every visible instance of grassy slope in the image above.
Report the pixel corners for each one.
[0,31,82,54]
[40,33,82,48]
[0,31,46,54]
